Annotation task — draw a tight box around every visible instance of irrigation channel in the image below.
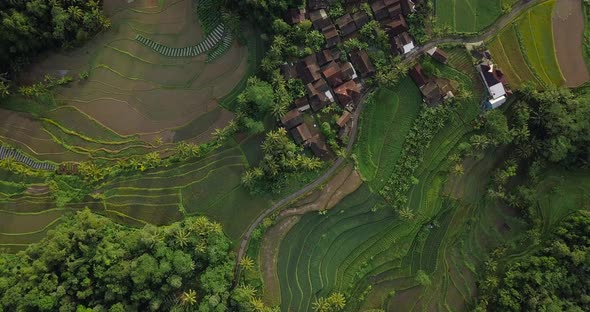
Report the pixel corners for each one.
[232,0,545,283]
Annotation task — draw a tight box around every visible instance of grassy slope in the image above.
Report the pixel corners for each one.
[354,78,422,189]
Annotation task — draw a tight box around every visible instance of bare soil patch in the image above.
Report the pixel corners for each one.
[280,165,362,217]
[552,0,590,87]
[259,165,362,305]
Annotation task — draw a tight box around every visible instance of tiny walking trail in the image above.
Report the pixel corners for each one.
[232,0,543,283]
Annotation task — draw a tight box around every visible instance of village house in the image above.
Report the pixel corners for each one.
[350,50,376,78]
[290,123,313,144]
[285,8,306,25]
[296,55,321,84]
[316,49,334,66]
[308,135,331,159]
[309,9,332,30]
[334,80,362,111]
[383,16,408,37]
[308,0,329,10]
[478,62,508,109]
[409,64,455,106]
[322,61,346,87]
[351,10,370,29]
[426,46,449,64]
[393,32,415,55]
[294,96,311,112]
[322,24,341,48]
[280,109,303,129]
[336,111,352,128]
[335,14,358,38]
[370,0,415,55]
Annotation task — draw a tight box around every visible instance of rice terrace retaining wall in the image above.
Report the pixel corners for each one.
[0,146,56,171]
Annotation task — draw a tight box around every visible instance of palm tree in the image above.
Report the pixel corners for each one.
[271,102,287,119]
[452,163,465,176]
[250,297,265,312]
[240,256,255,271]
[241,170,255,187]
[237,284,256,300]
[180,289,197,306]
[0,81,9,98]
[212,128,227,141]
[272,35,287,51]
[327,292,346,311]
[312,297,330,312]
[173,228,190,248]
[399,207,415,220]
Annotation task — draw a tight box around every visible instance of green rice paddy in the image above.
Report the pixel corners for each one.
[354,78,422,188]
[487,0,565,88]
[436,0,503,33]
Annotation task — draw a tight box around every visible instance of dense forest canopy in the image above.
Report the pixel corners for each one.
[0,0,109,74]
[0,210,246,312]
[483,210,590,311]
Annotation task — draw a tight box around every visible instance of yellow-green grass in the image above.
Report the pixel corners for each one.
[488,25,544,88]
[534,168,590,233]
[354,78,422,187]
[436,0,502,33]
[516,1,564,86]
[42,121,160,160]
[96,143,272,241]
[44,106,138,143]
[487,1,564,88]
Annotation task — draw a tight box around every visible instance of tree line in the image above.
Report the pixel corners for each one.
[0,210,270,311]
[0,0,110,75]
[474,210,590,311]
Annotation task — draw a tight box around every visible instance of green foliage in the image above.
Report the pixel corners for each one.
[507,88,590,164]
[484,109,513,145]
[238,77,275,115]
[0,210,250,311]
[0,1,110,73]
[242,128,322,194]
[47,175,91,208]
[415,270,432,286]
[379,104,454,210]
[477,210,590,311]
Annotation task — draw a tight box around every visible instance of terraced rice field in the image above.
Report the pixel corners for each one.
[275,51,527,311]
[15,0,252,139]
[436,0,503,33]
[96,141,271,240]
[486,0,565,88]
[0,137,272,249]
[0,0,268,248]
[354,78,422,188]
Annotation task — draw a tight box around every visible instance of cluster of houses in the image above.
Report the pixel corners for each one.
[408,46,512,109]
[277,1,512,158]
[280,0,420,158]
[408,46,458,106]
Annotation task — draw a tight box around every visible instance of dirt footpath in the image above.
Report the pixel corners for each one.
[552,0,590,87]
[258,165,362,305]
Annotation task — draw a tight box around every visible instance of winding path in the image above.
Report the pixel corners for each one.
[232,0,543,281]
